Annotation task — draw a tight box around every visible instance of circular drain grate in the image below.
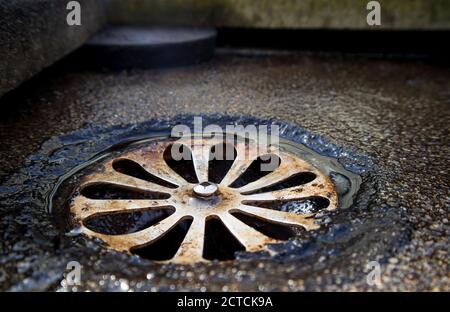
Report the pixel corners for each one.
[69,136,338,263]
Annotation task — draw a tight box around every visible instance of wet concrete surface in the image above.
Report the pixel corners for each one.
[0,50,449,291]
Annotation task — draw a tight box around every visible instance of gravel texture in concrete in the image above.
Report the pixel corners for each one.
[0,50,448,291]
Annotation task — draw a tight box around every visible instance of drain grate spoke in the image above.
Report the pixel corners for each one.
[84,208,175,235]
[85,169,174,195]
[112,158,178,189]
[163,143,199,184]
[124,145,188,186]
[208,143,236,184]
[190,142,210,183]
[218,212,277,252]
[69,136,338,263]
[220,139,263,186]
[236,153,313,194]
[72,197,173,220]
[243,175,337,208]
[232,204,319,230]
[82,212,184,252]
[172,217,206,263]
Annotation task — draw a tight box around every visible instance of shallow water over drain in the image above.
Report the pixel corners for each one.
[0,115,414,291]
[48,127,360,263]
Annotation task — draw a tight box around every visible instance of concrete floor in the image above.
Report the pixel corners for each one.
[0,50,448,291]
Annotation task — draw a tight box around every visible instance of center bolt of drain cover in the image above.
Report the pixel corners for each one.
[193,182,218,197]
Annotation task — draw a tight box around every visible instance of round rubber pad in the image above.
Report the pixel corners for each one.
[78,26,216,69]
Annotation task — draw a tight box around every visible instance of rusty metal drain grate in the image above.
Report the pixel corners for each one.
[69,136,338,263]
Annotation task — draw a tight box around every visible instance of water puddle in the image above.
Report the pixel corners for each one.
[0,114,411,291]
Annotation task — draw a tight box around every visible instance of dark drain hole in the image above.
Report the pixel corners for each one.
[164,144,199,183]
[113,158,178,188]
[81,183,170,199]
[242,172,316,195]
[83,207,175,235]
[229,154,280,188]
[208,143,237,184]
[242,197,330,214]
[132,217,193,261]
[203,216,245,261]
[230,212,296,240]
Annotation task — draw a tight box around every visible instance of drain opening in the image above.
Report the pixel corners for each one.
[208,143,237,184]
[132,217,193,261]
[203,216,245,261]
[164,144,199,183]
[65,136,339,263]
[241,172,316,195]
[113,158,178,188]
[230,212,296,240]
[229,154,281,188]
[243,197,330,214]
[81,183,170,200]
[84,207,175,235]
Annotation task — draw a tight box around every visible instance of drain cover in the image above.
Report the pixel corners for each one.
[69,136,338,263]
[73,26,216,69]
